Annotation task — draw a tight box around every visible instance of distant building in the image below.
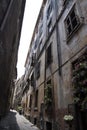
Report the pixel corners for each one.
[13,75,24,109]
[0,0,26,117]
[22,0,87,130]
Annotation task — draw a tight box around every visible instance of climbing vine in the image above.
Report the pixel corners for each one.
[72,52,87,110]
[44,84,52,110]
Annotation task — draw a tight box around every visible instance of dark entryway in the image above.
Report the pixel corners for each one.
[75,106,87,130]
[34,118,37,125]
[81,110,87,130]
[46,121,52,130]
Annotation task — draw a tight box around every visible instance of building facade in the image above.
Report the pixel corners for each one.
[22,0,87,130]
[13,75,25,111]
[0,0,26,117]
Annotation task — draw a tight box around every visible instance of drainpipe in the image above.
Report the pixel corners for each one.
[54,0,64,108]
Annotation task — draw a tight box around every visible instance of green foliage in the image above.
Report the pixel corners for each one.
[17,106,22,111]
[44,84,52,109]
[72,54,87,110]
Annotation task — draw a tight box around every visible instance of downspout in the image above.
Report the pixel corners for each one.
[54,0,64,108]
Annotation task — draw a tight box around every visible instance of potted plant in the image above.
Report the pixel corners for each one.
[64,114,74,130]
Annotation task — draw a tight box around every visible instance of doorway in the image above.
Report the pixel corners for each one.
[46,121,52,130]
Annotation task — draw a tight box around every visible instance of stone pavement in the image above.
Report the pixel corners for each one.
[0,110,40,130]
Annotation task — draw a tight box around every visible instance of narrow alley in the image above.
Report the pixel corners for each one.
[0,0,87,130]
[0,110,39,130]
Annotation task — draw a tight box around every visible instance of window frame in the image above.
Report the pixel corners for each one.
[64,5,80,40]
[47,1,53,20]
[46,43,52,67]
[34,90,38,108]
[29,95,32,108]
[39,22,43,39]
[39,39,43,52]
[35,61,40,80]
[47,18,52,34]
[31,72,34,87]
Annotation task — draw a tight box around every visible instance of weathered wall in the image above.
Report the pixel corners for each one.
[0,0,26,117]
[22,0,87,130]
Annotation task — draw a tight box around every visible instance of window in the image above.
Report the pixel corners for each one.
[65,6,80,39]
[35,90,38,108]
[48,18,52,34]
[29,95,32,108]
[26,96,28,108]
[31,57,34,66]
[31,53,36,66]
[40,40,43,52]
[47,1,52,20]
[31,73,34,87]
[47,1,53,35]
[34,38,38,51]
[36,62,40,79]
[27,78,30,85]
[39,23,43,39]
[46,44,52,67]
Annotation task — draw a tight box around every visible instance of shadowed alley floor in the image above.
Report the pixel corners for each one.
[0,110,39,130]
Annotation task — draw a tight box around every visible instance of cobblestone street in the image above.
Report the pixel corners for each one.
[0,110,39,130]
